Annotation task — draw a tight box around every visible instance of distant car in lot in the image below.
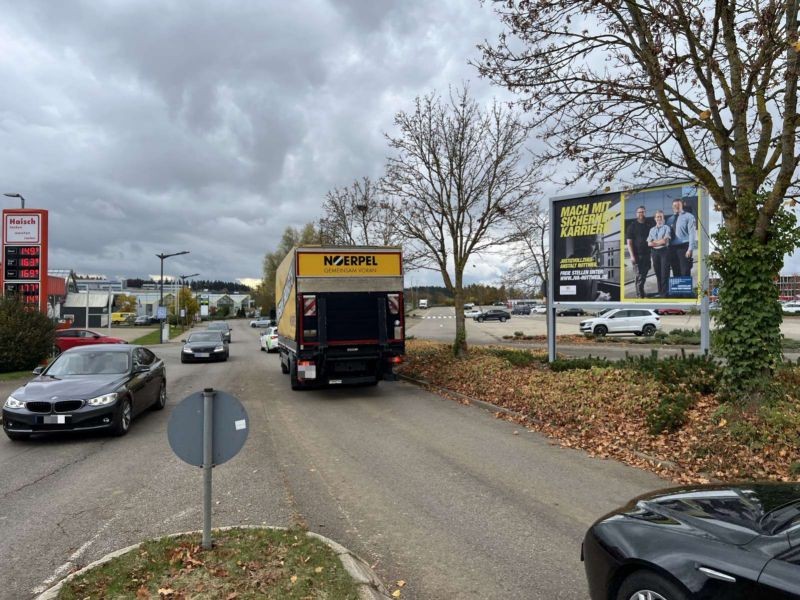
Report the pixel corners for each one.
[54,329,127,355]
[207,321,232,342]
[493,301,507,306]
[511,304,533,315]
[260,326,279,352]
[464,308,482,318]
[181,330,229,363]
[782,301,800,314]
[532,305,547,314]
[557,307,587,317]
[133,315,151,326]
[583,482,800,600]
[579,308,661,337]
[2,344,166,440]
[474,309,511,323]
[464,303,475,310]
[655,307,687,315]
[249,317,274,328]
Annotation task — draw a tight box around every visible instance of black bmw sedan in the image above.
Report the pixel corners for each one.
[2,344,166,441]
[583,483,800,599]
[180,330,229,362]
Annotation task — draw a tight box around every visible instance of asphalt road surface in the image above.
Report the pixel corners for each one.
[0,320,667,599]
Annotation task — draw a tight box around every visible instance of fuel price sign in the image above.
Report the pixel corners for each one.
[1,210,48,313]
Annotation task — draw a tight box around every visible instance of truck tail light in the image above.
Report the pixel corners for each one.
[388,355,403,364]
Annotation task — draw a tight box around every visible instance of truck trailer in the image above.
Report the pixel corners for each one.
[275,246,405,390]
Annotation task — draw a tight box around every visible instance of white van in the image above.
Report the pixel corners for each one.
[418,299,429,309]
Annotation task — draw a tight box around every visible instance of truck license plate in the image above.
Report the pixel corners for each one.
[43,415,69,424]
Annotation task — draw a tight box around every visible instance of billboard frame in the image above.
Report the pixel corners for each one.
[547,179,710,361]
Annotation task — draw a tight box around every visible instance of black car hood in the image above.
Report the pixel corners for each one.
[184,340,224,349]
[13,375,127,401]
[603,483,800,546]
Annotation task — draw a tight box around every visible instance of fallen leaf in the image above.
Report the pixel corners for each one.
[226,593,238,600]
[136,587,151,600]
[397,580,406,587]
[157,588,174,598]
[392,591,402,598]
[314,566,323,573]
[290,575,298,584]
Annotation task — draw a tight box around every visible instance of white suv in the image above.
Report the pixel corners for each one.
[579,308,661,337]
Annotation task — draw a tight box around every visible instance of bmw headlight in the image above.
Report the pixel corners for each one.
[214,345,224,352]
[86,392,118,407]
[183,347,193,353]
[4,395,25,409]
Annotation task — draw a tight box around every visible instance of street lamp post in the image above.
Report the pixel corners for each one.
[3,193,26,208]
[179,272,199,328]
[157,251,189,343]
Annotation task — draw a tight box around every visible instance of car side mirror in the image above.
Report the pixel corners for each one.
[181,339,187,343]
[32,366,45,375]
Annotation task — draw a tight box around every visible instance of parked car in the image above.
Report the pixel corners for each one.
[782,301,800,314]
[511,304,533,315]
[557,307,587,317]
[54,329,128,355]
[207,321,232,342]
[464,308,483,318]
[260,326,279,352]
[492,301,507,306]
[474,309,511,323]
[579,308,661,337]
[583,482,800,600]
[249,317,274,328]
[655,307,687,315]
[2,344,166,440]
[464,303,475,310]
[181,330,229,363]
[532,305,547,314]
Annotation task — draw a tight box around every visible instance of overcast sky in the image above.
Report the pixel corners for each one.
[0,0,525,287]
[2,2,797,290]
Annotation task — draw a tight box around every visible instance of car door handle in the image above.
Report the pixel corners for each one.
[698,566,736,583]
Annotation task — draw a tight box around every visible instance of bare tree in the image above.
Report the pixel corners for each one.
[478,0,800,389]
[502,201,550,299]
[383,85,541,356]
[320,177,396,245]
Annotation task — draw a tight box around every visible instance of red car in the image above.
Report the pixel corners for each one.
[54,329,128,355]
[654,307,687,315]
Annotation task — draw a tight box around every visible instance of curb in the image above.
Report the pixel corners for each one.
[36,526,392,600]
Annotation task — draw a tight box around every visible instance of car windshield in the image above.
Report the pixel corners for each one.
[189,332,222,342]
[47,351,129,376]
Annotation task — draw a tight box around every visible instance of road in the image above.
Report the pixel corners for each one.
[0,320,667,600]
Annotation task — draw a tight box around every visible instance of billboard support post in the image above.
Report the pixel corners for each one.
[700,190,711,354]
[547,198,557,362]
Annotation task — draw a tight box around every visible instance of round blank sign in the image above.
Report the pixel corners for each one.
[167,390,249,467]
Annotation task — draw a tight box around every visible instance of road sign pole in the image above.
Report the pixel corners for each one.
[202,387,214,549]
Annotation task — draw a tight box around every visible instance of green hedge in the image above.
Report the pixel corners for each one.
[0,297,55,373]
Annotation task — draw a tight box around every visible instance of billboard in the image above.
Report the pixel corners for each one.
[552,192,621,302]
[551,182,703,305]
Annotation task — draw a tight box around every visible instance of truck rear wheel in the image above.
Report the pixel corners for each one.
[290,358,301,390]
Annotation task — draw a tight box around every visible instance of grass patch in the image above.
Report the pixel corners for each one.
[0,369,35,381]
[57,527,361,600]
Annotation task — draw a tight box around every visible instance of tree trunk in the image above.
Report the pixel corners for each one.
[452,273,468,358]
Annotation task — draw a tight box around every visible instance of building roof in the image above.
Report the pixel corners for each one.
[64,291,112,308]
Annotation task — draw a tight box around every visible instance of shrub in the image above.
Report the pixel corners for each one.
[646,391,695,434]
[513,331,524,338]
[550,356,611,371]
[488,348,547,367]
[0,296,55,373]
[622,353,721,395]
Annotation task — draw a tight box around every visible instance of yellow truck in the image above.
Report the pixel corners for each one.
[111,311,136,325]
[275,246,405,390]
